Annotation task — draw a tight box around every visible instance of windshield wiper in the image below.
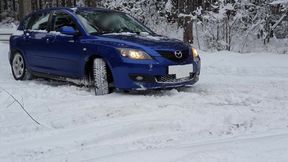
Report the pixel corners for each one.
[90,30,116,35]
[90,32,103,35]
[90,31,153,36]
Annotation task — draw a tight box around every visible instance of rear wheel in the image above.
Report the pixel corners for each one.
[11,53,32,80]
[93,58,109,95]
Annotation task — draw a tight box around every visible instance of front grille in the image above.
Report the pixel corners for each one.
[157,50,190,62]
[156,73,195,83]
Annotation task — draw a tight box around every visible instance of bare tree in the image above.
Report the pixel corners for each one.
[19,0,32,19]
[175,0,204,43]
[61,0,66,7]
[12,0,16,12]
[39,0,43,9]
[3,0,8,11]
[183,17,193,43]
[0,0,2,21]
[66,0,72,7]
[86,0,97,7]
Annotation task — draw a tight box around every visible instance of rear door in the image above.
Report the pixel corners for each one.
[24,11,52,73]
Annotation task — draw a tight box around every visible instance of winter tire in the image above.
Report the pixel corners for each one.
[93,58,109,95]
[11,53,32,80]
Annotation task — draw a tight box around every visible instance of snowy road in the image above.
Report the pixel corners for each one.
[1,42,288,162]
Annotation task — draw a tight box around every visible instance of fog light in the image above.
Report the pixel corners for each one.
[135,76,144,81]
[129,74,155,82]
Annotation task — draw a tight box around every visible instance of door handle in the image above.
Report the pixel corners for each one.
[46,35,56,44]
[46,37,51,44]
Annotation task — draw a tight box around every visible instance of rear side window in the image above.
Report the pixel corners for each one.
[24,17,32,29]
[52,12,78,32]
[27,12,50,31]
[18,16,32,30]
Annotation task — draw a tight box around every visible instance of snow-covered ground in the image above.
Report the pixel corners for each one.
[1,42,288,162]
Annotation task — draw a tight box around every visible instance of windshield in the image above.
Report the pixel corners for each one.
[77,11,154,35]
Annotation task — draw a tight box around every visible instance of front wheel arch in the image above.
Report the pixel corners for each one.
[84,55,114,86]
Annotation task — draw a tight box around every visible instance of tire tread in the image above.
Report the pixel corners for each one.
[93,58,109,95]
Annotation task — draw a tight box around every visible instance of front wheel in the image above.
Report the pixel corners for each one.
[93,58,109,95]
[11,53,32,80]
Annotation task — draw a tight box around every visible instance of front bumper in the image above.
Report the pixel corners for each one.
[112,57,201,90]
[132,73,200,90]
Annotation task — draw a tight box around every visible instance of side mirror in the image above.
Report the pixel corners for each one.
[59,26,77,36]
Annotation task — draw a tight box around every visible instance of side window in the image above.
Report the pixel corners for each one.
[52,12,78,32]
[27,12,50,31]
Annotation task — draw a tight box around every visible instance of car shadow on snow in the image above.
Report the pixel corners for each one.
[29,78,205,97]
[120,86,204,96]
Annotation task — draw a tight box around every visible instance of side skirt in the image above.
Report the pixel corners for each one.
[30,71,91,87]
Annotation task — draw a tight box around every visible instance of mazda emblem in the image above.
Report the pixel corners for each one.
[174,51,183,59]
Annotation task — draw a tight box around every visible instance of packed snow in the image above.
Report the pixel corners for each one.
[0,42,288,162]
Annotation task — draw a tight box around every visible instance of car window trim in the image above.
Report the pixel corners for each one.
[26,11,51,32]
[50,10,83,36]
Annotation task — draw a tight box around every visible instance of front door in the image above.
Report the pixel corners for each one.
[43,11,83,78]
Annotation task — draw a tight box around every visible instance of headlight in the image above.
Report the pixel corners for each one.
[192,48,199,58]
[118,48,152,60]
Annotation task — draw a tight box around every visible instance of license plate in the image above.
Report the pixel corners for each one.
[168,64,193,79]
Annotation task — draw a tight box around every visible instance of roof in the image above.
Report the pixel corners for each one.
[29,7,121,15]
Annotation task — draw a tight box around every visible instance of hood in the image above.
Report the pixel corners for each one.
[98,33,190,51]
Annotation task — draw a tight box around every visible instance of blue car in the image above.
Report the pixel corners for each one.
[9,7,201,95]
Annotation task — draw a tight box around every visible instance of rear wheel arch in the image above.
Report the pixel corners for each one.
[10,51,33,80]
[10,49,29,67]
[10,49,23,64]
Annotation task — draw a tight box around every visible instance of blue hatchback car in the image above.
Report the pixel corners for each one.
[9,7,201,95]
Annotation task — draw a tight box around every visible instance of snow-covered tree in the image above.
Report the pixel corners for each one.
[99,0,170,34]
[1,0,287,52]
[192,0,287,51]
